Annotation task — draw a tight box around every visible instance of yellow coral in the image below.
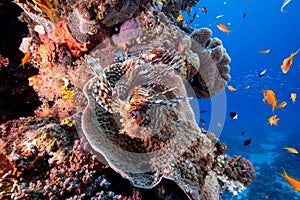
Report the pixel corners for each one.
[60,86,77,100]
[60,117,75,128]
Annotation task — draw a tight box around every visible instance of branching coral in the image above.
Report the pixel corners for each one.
[215,155,256,196]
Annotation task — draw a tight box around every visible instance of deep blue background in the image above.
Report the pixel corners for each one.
[185,0,300,199]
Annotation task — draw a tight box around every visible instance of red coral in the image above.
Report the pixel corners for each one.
[53,21,89,57]
[0,54,9,68]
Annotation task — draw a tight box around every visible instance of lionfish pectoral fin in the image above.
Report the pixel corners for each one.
[87,55,107,79]
[91,77,114,113]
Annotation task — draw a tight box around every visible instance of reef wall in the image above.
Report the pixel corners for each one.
[0,0,255,199]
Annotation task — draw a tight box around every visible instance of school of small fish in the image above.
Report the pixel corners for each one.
[184,0,300,196]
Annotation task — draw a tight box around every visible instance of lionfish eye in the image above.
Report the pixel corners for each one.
[130,110,138,119]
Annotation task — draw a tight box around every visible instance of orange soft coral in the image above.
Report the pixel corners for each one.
[53,21,89,57]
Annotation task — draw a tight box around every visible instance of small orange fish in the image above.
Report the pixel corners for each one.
[245,85,250,89]
[268,115,280,126]
[259,49,270,54]
[217,123,222,127]
[177,13,184,22]
[19,52,32,67]
[263,89,281,112]
[281,48,300,74]
[227,85,237,92]
[278,101,287,108]
[278,167,300,192]
[284,147,299,154]
[32,0,58,22]
[216,24,232,33]
[291,93,297,104]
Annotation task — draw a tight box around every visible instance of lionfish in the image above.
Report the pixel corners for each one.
[86,49,191,139]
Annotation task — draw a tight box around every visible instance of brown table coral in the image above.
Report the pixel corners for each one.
[80,51,220,199]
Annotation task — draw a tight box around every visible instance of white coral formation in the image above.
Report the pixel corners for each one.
[217,174,246,197]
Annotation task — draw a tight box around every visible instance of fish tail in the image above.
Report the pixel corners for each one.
[48,8,58,22]
[279,167,288,177]
[294,48,300,55]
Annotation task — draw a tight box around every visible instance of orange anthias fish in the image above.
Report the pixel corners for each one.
[263,89,281,112]
[278,101,287,108]
[32,0,58,22]
[259,49,270,54]
[177,13,184,22]
[278,167,300,192]
[19,52,32,67]
[291,93,297,104]
[281,48,300,74]
[216,24,232,33]
[227,85,237,92]
[268,115,280,126]
[284,147,299,154]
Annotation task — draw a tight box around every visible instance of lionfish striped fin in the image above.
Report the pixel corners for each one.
[87,55,113,113]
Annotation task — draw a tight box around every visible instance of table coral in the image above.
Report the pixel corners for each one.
[79,48,220,199]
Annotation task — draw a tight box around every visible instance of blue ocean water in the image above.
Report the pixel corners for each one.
[187,0,300,199]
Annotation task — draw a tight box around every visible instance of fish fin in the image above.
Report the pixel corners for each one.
[272,106,275,113]
[293,189,300,192]
[280,167,288,177]
[294,48,300,56]
[275,119,280,126]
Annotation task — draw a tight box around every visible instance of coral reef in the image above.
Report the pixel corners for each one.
[81,50,218,199]
[190,28,231,98]
[215,154,256,197]
[0,117,121,199]
[0,0,255,199]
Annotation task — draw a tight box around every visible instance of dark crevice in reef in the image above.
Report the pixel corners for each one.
[0,1,40,124]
